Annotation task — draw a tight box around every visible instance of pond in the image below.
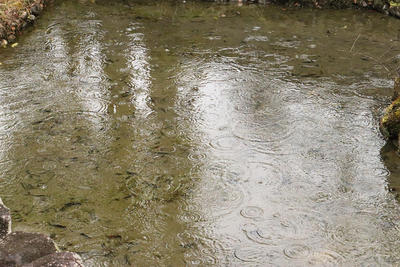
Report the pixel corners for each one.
[1,0,400,265]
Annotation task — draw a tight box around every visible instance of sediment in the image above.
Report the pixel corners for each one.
[0,197,84,266]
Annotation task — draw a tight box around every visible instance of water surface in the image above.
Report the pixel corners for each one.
[1,0,400,265]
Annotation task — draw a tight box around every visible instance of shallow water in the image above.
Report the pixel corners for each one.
[1,0,400,265]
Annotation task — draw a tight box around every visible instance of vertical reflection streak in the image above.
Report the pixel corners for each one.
[126,23,152,118]
[74,19,110,131]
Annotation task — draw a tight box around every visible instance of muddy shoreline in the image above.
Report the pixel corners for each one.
[271,0,400,17]
[0,0,50,45]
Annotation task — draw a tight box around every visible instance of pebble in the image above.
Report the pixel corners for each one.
[1,39,7,48]
[21,11,28,19]
[28,14,36,21]
[8,35,16,42]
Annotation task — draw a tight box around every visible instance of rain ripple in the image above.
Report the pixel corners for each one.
[209,135,246,152]
[308,249,345,266]
[240,206,264,220]
[283,244,311,259]
[234,245,279,263]
[241,223,278,245]
[232,119,295,155]
[246,161,285,191]
[203,182,245,218]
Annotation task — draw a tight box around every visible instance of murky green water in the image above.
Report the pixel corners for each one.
[1,0,400,265]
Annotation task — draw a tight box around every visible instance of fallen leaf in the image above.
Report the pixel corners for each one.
[11,43,18,48]
[390,1,400,7]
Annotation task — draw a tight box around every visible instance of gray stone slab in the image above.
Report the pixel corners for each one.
[0,231,57,266]
[23,252,84,267]
[0,198,11,239]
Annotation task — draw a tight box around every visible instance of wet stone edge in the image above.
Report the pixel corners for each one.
[0,197,84,266]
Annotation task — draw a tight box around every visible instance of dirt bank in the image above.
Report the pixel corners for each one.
[269,0,400,17]
[0,0,50,45]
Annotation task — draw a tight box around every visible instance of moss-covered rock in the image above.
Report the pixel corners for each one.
[380,97,400,139]
[380,78,400,140]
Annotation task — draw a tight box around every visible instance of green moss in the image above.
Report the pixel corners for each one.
[380,96,400,139]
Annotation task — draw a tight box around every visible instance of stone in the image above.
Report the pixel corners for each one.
[28,14,36,21]
[23,252,84,267]
[380,77,400,140]
[0,198,11,239]
[30,5,41,16]
[7,35,16,42]
[380,96,400,139]
[0,232,57,266]
[21,11,28,20]
[389,6,400,18]
[0,200,84,266]
[1,39,7,48]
